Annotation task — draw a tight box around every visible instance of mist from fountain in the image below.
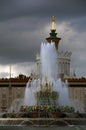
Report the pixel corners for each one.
[23,42,70,106]
[40,42,58,82]
[23,79,40,106]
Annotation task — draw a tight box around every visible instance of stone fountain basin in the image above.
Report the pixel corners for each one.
[0,117,86,126]
[1,112,86,126]
[2,112,65,118]
[2,112,86,118]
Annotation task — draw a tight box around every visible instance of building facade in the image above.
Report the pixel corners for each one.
[58,51,72,77]
[68,78,86,112]
[0,76,28,112]
[0,77,86,113]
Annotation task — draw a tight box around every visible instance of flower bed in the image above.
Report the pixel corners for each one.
[20,105,75,113]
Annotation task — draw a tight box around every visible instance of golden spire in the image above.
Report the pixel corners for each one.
[51,16,55,30]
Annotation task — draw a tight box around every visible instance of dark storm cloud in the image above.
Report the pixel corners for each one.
[0,0,86,77]
[0,0,86,21]
[0,23,41,64]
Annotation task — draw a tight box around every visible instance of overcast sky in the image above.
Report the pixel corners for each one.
[0,0,86,78]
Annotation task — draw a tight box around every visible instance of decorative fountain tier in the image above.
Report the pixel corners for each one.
[20,42,73,120]
[19,76,75,119]
[20,105,74,114]
[36,90,59,106]
[36,76,59,106]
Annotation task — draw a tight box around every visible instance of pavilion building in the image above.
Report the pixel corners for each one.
[36,16,72,78]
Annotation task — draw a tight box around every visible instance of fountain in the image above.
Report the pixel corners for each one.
[17,41,75,125]
[1,17,86,128]
[23,42,70,108]
[23,16,70,111]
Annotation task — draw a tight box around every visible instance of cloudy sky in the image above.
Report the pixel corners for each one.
[0,0,86,78]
